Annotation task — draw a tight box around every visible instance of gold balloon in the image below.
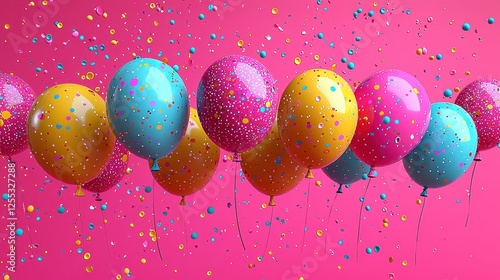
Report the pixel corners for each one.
[241,123,307,206]
[150,108,220,205]
[27,83,115,196]
[277,69,358,177]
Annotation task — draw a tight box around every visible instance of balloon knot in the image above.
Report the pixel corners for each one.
[306,169,314,179]
[368,167,377,178]
[95,193,102,202]
[473,152,482,162]
[268,196,276,206]
[420,186,428,197]
[151,158,160,171]
[180,196,186,206]
[232,152,242,162]
[74,185,85,197]
[336,184,343,194]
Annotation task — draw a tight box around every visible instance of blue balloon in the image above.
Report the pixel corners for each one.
[403,102,477,190]
[107,58,190,170]
[322,147,370,192]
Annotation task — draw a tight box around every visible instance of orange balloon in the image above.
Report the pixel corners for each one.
[277,69,358,178]
[150,108,220,205]
[241,123,307,206]
[27,83,116,196]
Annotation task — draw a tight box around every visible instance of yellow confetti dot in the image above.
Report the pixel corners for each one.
[373,2,378,7]
[337,265,342,269]
[125,168,132,175]
[140,196,145,202]
[129,223,134,228]
[124,268,130,274]
[0,119,4,127]
[465,71,471,75]
[315,180,321,186]
[4,24,10,30]
[265,101,271,107]
[401,215,407,221]
[383,222,389,228]
[416,199,422,205]
[86,72,94,80]
[299,277,305,280]
[402,260,408,267]
[374,84,380,90]
[285,38,291,43]
[314,54,320,61]
[242,118,249,124]
[416,48,423,55]
[156,124,162,130]
[451,47,456,53]
[178,244,184,250]
[487,104,493,110]
[111,40,119,45]
[122,154,128,162]
[140,258,147,264]
[29,2,35,6]
[94,86,101,92]
[42,0,48,5]
[57,22,63,28]
[154,20,159,26]
[103,12,108,18]
[271,8,278,14]
[454,87,460,93]
[26,205,34,212]
[149,230,156,238]
[316,230,323,237]
[379,111,385,116]
[147,37,153,43]
[87,15,93,21]
[237,40,244,47]
[139,211,145,218]
[389,257,394,263]
[110,29,116,35]
[207,271,212,276]
[413,88,419,94]
[294,57,301,65]
[139,232,144,237]
[200,213,206,218]
[383,218,389,223]
[248,263,254,268]
[86,266,93,273]
[116,274,122,280]
[86,236,92,241]
[261,204,267,209]
[2,111,12,119]
[429,55,435,60]
[149,3,156,9]
[121,13,127,19]
[75,240,81,246]
[84,253,91,260]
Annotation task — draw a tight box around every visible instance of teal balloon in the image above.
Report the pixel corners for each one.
[106,58,189,165]
[403,102,478,188]
[321,147,370,185]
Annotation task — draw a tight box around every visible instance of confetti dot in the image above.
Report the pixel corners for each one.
[462,23,471,31]
[443,88,453,98]
[488,17,495,24]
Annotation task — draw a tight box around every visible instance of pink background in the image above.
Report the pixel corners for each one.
[2,0,500,279]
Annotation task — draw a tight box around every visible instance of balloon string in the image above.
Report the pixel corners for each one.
[152,180,164,260]
[465,161,478,227]
[233,163,246,250]
[99,201,113,272]
[77,198,85,243]
[182,206,189,259]
[325,191,339,253]
[12,158,36,248]
[356,178,371,262]
[263,206,274,259]
[301,180,311,253]
[415,197,427,265]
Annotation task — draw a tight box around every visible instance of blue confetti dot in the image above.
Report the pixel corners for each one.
[207,206,215,214]
[198,14,205,20]
[462,22,471,31]
[170,19,175,25]
[144,186,152,193]
[368,11,374,17]
[259,50,267,58]
[382,116,390,124]
[366,247,373,254]
[173,65,179,72]
[374,245,381,252]
[347,62,355,70]
[189,47,196,54]
[89,223,94,230]
[436,53,443,60]
[353,11,358,18]
[100,204,107,211]
[191,232,198,239]
[341,57,347,63]
[318,32,324,39]
[357,8,362,13]
[57,206,65,214]
[365,205,371,211]
[355,36,362,41]
[443,88,453,98]
[210,33,216,39]
[380,8,386,14]
[488,17,495,24]
[380,193,387,200]
[362,174,368,180]
[1,193,8,201]
[15,228,24,236]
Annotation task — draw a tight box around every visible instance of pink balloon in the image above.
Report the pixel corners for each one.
[351,69,431,176]
[455,78,500,160]
[81,140,129,200]
[0,73,35,157]
[196,55,278,161]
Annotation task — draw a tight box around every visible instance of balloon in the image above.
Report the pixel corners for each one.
[403,102,477,195]
[107,57,190,170]
[0,73,35,157]
[81,140,129,200]
[351,69,431,177]
[241,123,308,206]
[277,69,358,178]
[28,83,115,196]
[454,78,500,160]
[150,108,220,205]
[196,55,278,161]
[321,147,370,193]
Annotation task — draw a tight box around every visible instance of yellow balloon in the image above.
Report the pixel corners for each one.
[150,108,220,205]
[27,83,115,196]
[241,123,307,206]
[277,69,358,177]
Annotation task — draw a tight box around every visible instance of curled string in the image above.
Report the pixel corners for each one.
[301,180,311,253]
[151,180,164,260]
[356,178,371,262]
[12,158,37,248]
[465,161,478,227]
[325,191,339,253]
[415,196,427,265]
[263,206,275,259]
[99,201,112,271]
[233,162,246,250]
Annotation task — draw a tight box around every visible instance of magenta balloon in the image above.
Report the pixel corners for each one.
[196,55,278,157]
[351,69,431,173]
[455,78,500,154]
[0,73,35,157]
[81,140,129,194]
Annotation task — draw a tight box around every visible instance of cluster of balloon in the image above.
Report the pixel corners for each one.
[321,147,370,194]
[241,123,308,206]
[196,55,278,161]
[149,108,220,206]
[106,57,190,171]
[27,83,116,196]
[0,73,35,158]
[351,69,431,177]
[277,69,358,178]
[81,140,130,201]
[403,102,478,264]
[455,78,500,161]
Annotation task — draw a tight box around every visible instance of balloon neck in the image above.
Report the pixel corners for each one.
[268,196,276,207]
[474,152,482,162]
[420,186,428,197]
[306,169,314,179]
[7,156,12,163]
[180,196,186,206]
[368,167,377,178]
[151,159,160,171]
[95,193,102,202]
[74,185,85,197]
[232,152,242,162]
[336,184,343,194]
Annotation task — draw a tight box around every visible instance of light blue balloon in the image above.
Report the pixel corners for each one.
[322,147,370,193]
[107,58,190,170]
[403,102,477,191]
